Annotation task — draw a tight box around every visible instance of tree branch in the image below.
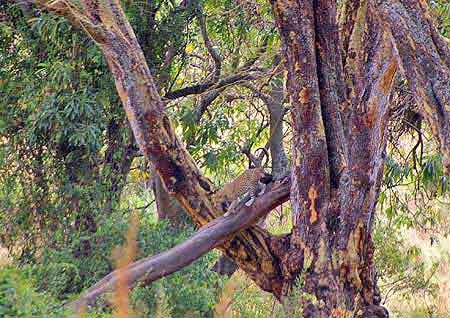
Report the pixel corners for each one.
[66,177,291,309]
[163,33,275,101]
[377,0,450,174]
[163,72,257,100]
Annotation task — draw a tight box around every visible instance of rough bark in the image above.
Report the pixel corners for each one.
[269,0,448,317]
[271,0,336,313]
[377,0,450,174]
[243,80,289,178]
[271,0,396,316]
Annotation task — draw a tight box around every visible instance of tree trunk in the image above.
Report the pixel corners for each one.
[103,118,137,214]
[152,170,190,226]
[270,0,448,316]
[267,80,289,179]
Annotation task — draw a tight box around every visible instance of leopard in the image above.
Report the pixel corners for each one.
[212,167,273,216]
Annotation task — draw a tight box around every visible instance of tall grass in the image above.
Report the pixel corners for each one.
[111,213,139,318]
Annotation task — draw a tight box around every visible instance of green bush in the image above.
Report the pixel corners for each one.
[23,212,222,317]
[0,267,64,318]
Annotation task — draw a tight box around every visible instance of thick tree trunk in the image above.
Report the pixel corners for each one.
[270,0,448,317]
[271,0,395,316]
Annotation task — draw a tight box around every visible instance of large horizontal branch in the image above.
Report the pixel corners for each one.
[66,177,291,309]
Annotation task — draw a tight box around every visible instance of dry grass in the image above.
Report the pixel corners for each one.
[214,272,240,318]
[111,213,139,318]
[0,247,11,267]
[386,227,450,318]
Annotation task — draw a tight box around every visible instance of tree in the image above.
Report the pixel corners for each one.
[29,0,450,317]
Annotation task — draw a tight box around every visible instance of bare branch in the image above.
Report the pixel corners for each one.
[163,72,257,100]
[163,34,277,101]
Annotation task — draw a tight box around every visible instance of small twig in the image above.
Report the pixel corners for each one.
[134,199,155,210]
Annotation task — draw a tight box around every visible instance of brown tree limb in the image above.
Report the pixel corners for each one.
[163,72,257,100]
[240,82,289,176]
[337,2,398,247]
[35,0,285,297]
[377,0,450,174]
[66,177,291,309]
[338,0,366,67]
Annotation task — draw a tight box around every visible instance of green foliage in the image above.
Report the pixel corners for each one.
[0,5,125,259]
[132,216,222,317]
[123,0,199,80]
[1,1,255,316]
[432,0,450,37]
[0,267,65,318]
[381,151,449,231]
[374,223,438,301]
[21,212,221,316]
